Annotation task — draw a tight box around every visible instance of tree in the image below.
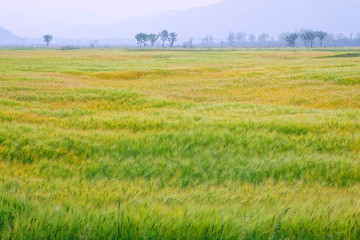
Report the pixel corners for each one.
[189,38,193,48]
[355,33,360,45]
[257,33,269,43]
[315,31,327,47]
[159,30,169,47]
[147,34,159,47]
[227,31,235,47]
[355,32,360,40]
[183,38,194,48]
[135,33,149,47]
[308,31,316,47]
[300,30,316,47]
[202,35,214,47]
[282,32,299,47]
[248,34,256,43]
[236,32,247,46]
[257,33,270,47]
[168,32,178,47]
[43,34,53,47]
[89,40,98,48]
[142,34,149,47]
[135,33,143,47]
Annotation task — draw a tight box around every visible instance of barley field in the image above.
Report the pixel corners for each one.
[0,48,360,239]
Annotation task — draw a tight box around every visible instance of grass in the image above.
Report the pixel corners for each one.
[0,47,360,239]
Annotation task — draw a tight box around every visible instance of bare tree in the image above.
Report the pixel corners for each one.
[183,38,194,48]
[168,32,178,47]
[189,38,193,48]
[159,30,169,47]
[316,31,327,47]
[202,35,214,47]
[89,40,98,48]
[43,34,53,47]
[282,32,299,47]
[147,34,159,47]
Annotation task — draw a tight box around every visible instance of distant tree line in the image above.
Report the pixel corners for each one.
[135,30,178,47]
[225,30,327,48]
[281,30,327,47]
[189,29,360,48]
[38,29,360,48]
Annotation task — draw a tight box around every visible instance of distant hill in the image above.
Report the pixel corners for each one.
[60,0,360,39]
[3,0,360,42]
[0,27,23,45]
[0,27,45,46]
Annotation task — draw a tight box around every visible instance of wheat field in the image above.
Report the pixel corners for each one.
[0,48,360,239]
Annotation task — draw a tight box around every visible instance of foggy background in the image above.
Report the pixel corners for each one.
[1,0,360,47]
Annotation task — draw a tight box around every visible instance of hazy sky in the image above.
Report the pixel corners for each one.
[2,0,359,39]
[1,0,221,36]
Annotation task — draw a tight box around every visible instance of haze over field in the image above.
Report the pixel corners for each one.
[1,0,360,40]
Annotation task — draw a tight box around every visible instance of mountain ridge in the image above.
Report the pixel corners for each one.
[0,27,23,44]
[60,0,360,39]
